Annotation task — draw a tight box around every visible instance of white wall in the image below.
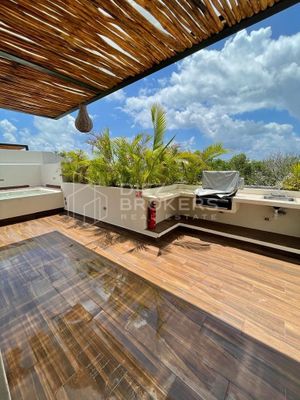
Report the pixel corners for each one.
[40,163,62,186]
[0,150,42,164]
[0,164,41,187]
[155,197,178,223]
[62,183,147,233]
[179,197,300,237]
[0,191,64,220]
[42,152,61,164]
[0,150,62,188]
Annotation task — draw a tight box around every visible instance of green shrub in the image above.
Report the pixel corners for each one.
[282,163,300,191]
[60,150,89,183]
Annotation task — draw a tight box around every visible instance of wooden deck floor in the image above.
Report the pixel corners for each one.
[0,214,300,399]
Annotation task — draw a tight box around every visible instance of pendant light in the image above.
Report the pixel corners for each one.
[75,104,93,133]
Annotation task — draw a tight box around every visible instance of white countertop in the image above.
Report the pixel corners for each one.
[233,192,300,209]
[142,185,300,209]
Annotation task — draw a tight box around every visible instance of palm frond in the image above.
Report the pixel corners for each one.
[151,103,167,151]
[201,143,227,163]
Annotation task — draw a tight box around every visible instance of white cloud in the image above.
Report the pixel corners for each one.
[0,119,17,143]
[105,89,126,102]
[123,27,300,158]
[175,136,196,151]
[29,115,79,151]
[0,115,87,152]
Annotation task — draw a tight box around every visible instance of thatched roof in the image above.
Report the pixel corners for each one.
[0,0,297,118]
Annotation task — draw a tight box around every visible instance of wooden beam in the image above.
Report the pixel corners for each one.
[0,143,28,150]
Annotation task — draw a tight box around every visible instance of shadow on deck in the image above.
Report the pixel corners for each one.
[0,230,299,400]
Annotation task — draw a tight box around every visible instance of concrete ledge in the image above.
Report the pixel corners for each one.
[0,208,64,227]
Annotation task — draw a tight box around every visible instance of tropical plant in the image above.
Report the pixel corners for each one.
[86,104,176,187]
[261,154,299,187]
[86,128,118,186]
[158,144,183,185]
[60,150,89,183]
[60,104,299,191]
[114,133,149,187]
[282,162,300,191]
[180,143,228,184]
[138,103,176,186]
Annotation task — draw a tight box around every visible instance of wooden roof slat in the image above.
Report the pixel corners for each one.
[4,0,150,72]
[0,2,144,81]
[209,0,235,26]
[247,0,262,14]
[0,0,296,118]
[134,0,200,46]
[197,0,225,30]
[175,0,217,35]
[97,0,181,58]
[237,0,255,16]
[162,0,210,39]
[258,0,270,10]
[47,0,158,67]
[0,57,96,117]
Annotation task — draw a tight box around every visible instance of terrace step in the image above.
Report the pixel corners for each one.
[151,217,300,255]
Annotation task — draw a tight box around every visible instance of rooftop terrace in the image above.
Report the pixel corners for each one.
[0,1,299,399]
[0,213,299,399]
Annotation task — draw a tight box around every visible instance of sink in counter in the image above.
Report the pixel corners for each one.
[263,194,295,201]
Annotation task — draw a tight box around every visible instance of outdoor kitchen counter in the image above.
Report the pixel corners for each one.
[234,192,300,209]
[142,190,195,201]
[142,185,300,210]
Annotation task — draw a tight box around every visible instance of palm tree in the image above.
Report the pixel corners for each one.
[114,133,150,187]
[60,150,89,183]
[179,143,228,184]
[143,103,176,186]
[76,103,228,187]
[87,129,118,186]
[87,104,176,187]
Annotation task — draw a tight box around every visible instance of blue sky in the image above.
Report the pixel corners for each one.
[0,4,299,159]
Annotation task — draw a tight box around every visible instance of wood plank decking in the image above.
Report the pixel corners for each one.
[0,214,300,399]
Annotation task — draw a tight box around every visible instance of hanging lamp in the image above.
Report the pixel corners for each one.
[75,104,93,132]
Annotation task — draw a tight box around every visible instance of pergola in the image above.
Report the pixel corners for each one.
[0,0,297,119]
